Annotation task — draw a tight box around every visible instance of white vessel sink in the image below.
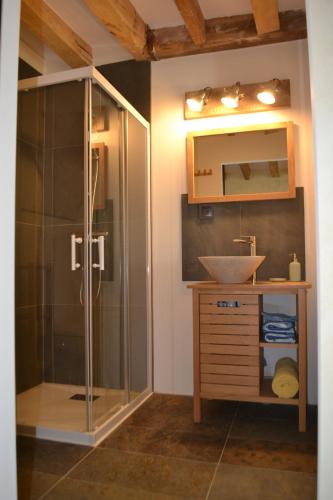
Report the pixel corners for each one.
[198,256,266,284]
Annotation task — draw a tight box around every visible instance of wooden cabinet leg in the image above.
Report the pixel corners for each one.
[299,403,306,432]
[298,289,307,432]
[194,395,201,423]
[193,289,201,423]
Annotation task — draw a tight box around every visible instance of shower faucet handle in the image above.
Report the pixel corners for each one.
[71,234,82,271]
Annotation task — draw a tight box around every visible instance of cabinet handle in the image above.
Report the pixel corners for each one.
[216,300,240,308]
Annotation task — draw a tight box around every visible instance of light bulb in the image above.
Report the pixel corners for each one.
[221,82,242,109]
[257,90,276,105]
[186,97,204,112]
[221,96,239,109]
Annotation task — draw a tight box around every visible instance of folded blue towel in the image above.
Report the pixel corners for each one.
[261,311,297,343]
[262,322,295,334]
[262,312,297,323]
[264,332,296,343]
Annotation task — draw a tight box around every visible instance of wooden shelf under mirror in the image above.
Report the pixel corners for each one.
[188,281,310,431]
[187,121,295,204]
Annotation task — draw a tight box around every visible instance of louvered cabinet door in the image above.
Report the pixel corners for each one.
[199,294,260,397]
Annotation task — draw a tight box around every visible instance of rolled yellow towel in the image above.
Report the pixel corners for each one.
[272,357,299,399]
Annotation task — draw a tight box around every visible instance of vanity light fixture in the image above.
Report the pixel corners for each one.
[221,81,243,109]
[186,87,212,112]
[257,78,281,105]
[184,79,290,119]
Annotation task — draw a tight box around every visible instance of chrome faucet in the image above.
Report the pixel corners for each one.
[232,235,257,285]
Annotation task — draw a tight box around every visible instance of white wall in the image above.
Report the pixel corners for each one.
[306,0,333,497]
[151,40,317,403]
[0,0,20,498]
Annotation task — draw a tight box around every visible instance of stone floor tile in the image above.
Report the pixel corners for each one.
[17,468,59,500]
[17,436,90,476]
[230,415,317,444]
[208,463,317,500]
[44,477,194,500]
[100,424,226,463]
[222,438,317,473]
[126,394,237,436]
[68,447,215,498]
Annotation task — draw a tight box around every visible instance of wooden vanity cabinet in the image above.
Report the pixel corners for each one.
[189,282,311,432]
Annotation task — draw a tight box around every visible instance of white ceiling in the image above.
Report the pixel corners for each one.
[132,0,305,28]
[39,0,306,68]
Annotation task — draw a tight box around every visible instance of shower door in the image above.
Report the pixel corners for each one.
[85,81,126,430]
[86,79,151,430]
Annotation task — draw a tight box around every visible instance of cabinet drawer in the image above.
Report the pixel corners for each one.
[200,324,258,335]
[200,294,259,305]
[201,373,259,387]
[200,343,258,356]
[200,303,258,316]
[200,314,259,326]
[201,363,259,377]
[200,353,259,366]
[200,334,258,346]
[201,383,259,397]
[200,294,259,317]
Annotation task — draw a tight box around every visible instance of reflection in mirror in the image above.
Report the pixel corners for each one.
[188,122,295,203]
[222,159,289,196]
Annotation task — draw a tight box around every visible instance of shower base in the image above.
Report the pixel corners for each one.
[16,382,151,446]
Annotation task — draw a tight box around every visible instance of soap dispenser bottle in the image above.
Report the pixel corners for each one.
[289,253,301,281]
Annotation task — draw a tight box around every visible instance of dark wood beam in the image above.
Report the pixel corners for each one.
[269,161,280,177]
[174,0,206,45]
[240,163,251,180]
[21,0,92,68]
[84,0,149,60]
[251,0,280,35]
[151,10,306,60]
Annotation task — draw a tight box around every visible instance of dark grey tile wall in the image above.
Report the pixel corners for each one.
[182,188,305,282]
[15,89,45,394]
[97,60,151,123]
[16,306,43,393]
[43,81,86,387]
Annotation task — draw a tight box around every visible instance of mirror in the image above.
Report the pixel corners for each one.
[187,122,295,203]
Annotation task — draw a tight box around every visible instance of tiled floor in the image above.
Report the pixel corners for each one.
[17,394,317,499]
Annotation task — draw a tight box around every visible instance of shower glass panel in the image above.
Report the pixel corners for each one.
[127,114,149,400]
[89,82,127,429]
[16,67,151,444]
[16,81,88,432]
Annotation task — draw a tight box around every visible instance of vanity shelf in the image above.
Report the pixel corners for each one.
[188,281,311,431]
[259,342,299,349]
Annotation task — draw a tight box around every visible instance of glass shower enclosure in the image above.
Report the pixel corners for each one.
[15,67,152,445]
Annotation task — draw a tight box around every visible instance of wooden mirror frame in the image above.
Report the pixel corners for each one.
[187,121,295,204]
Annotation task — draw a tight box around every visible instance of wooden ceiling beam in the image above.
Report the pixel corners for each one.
[251,0,280,35]
[84,0,149,60]
[20,0,92,68]
[174,0,206,45]
[151,10,306,60]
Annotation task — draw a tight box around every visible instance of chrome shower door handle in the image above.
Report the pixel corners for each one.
[71,234,83,271]
[92,235,105,271]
